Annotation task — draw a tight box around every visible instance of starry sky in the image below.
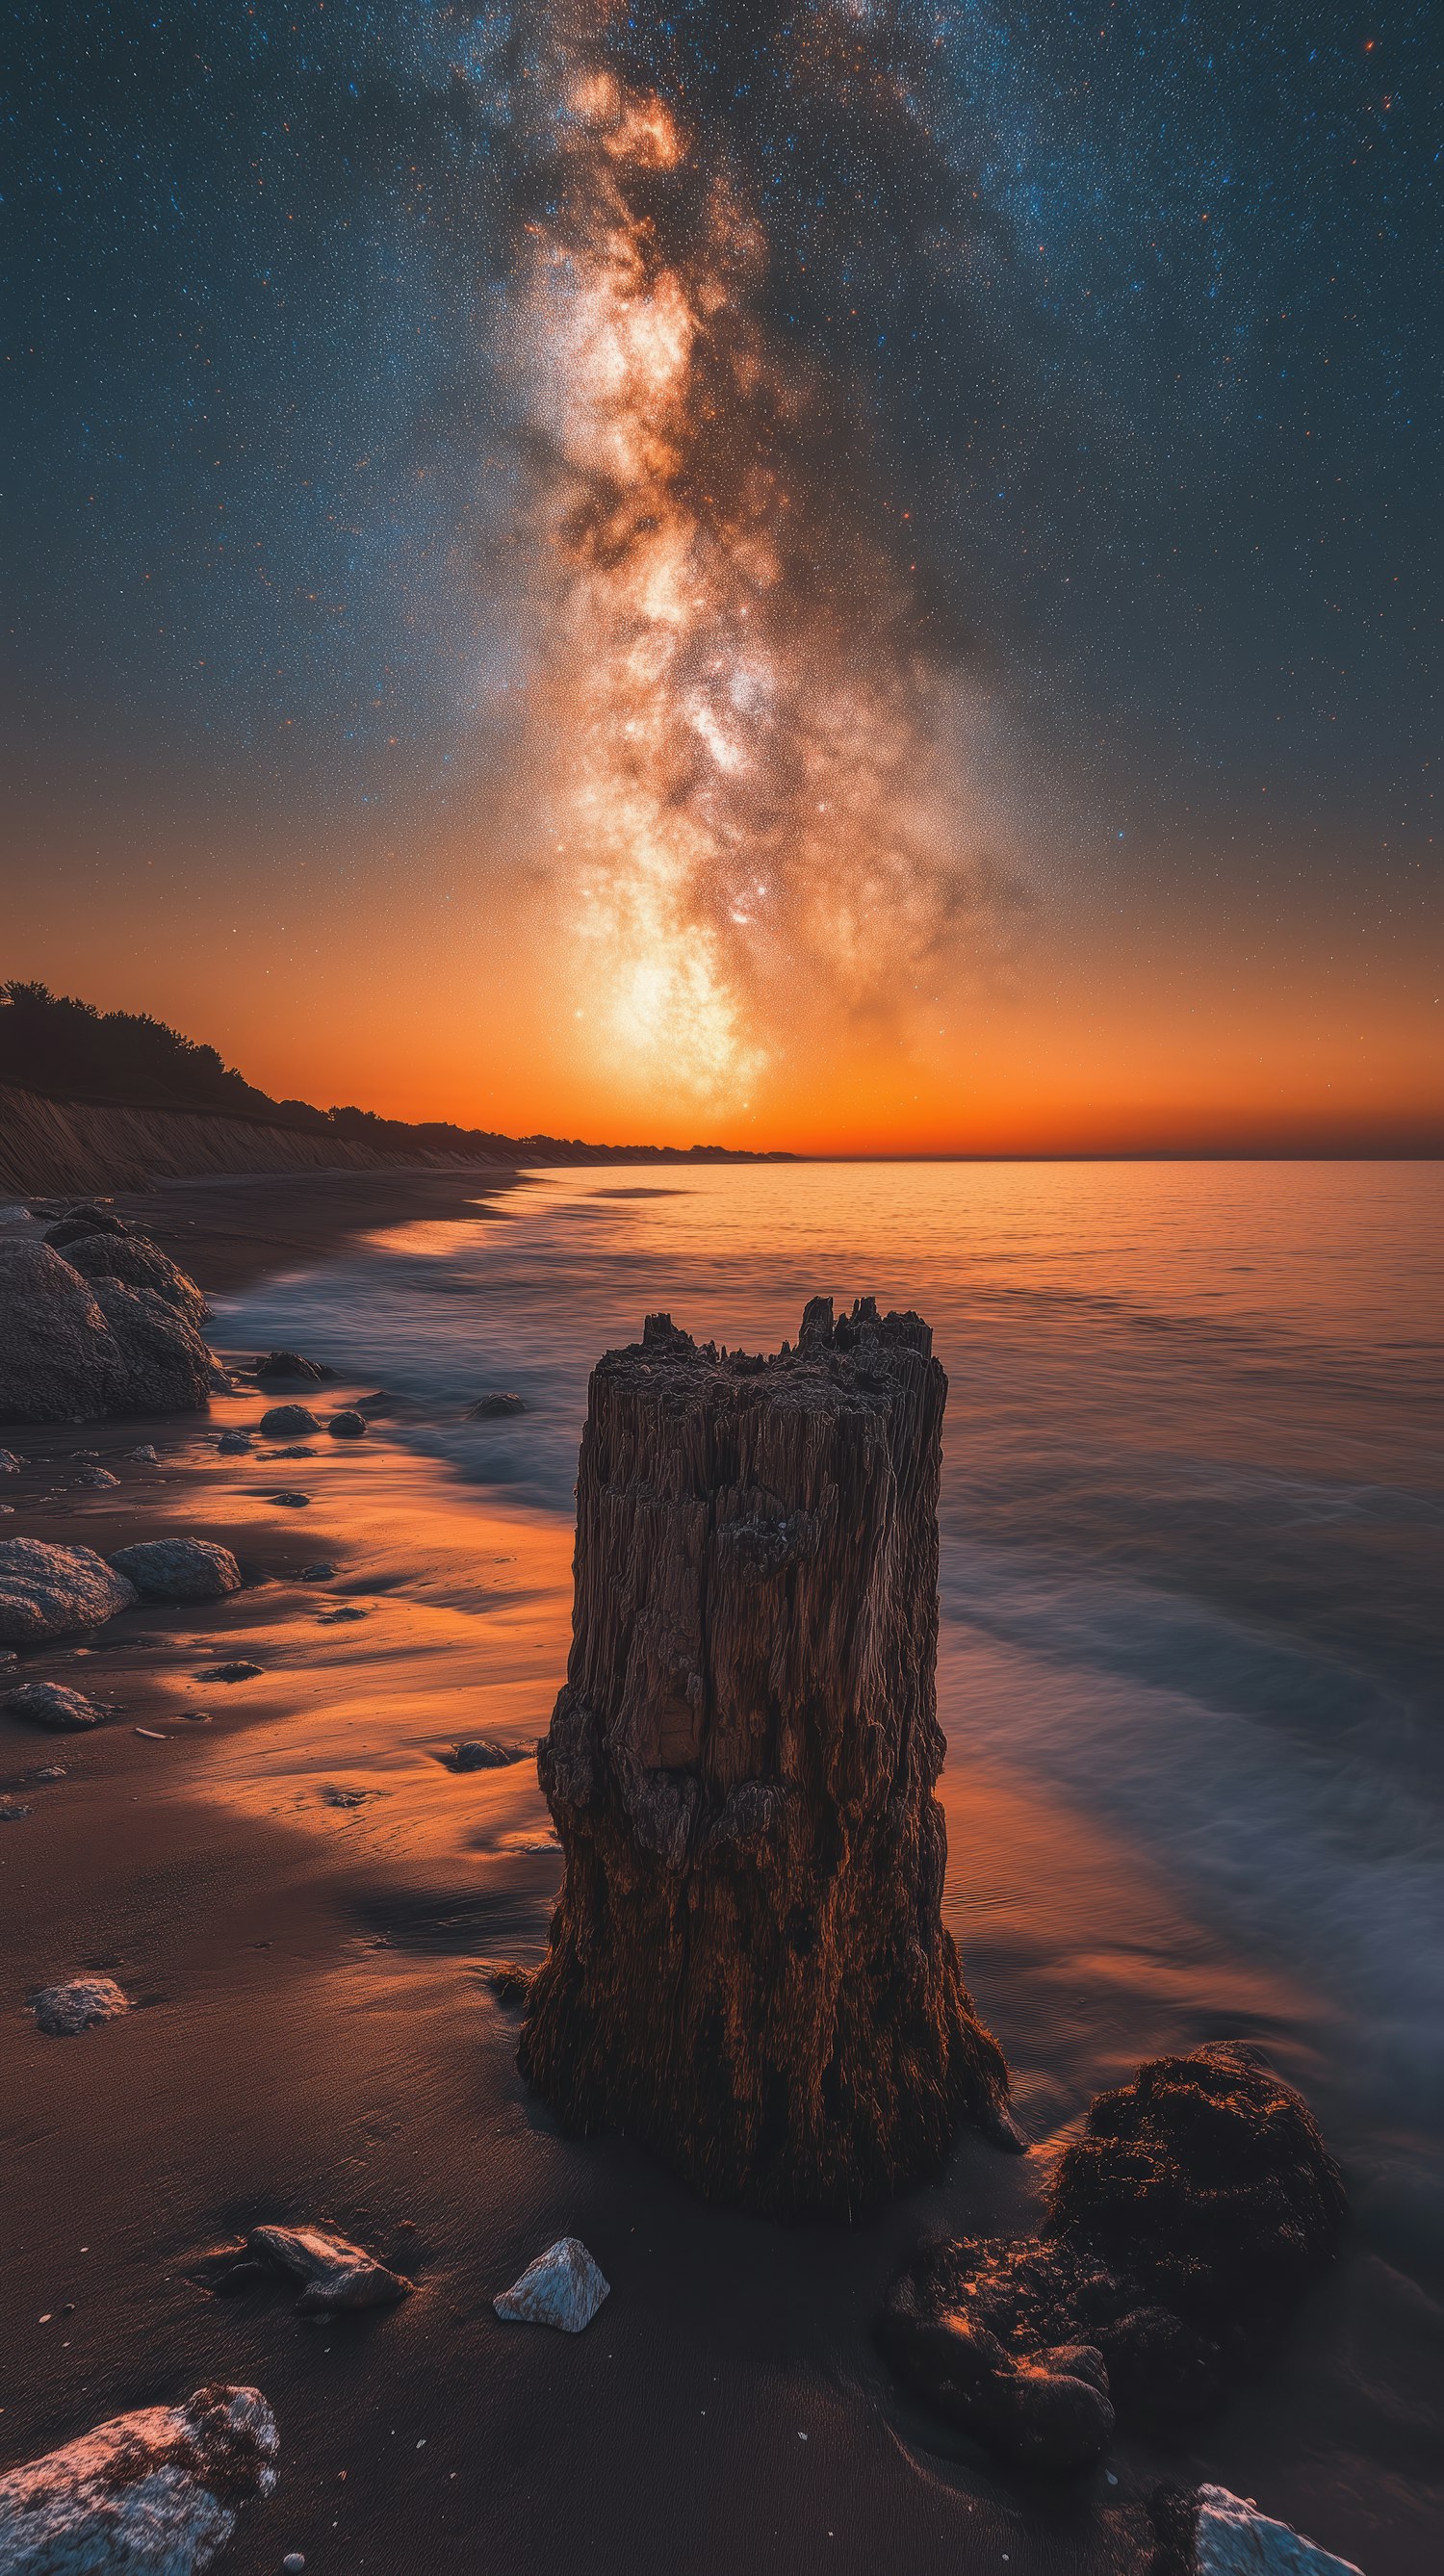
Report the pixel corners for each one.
[4,0,1438,1150]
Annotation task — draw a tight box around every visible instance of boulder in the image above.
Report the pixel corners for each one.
[1,1680,104,1730]
[1150,2484,1365,2576]
[519,1300,1014,2216]
[882,2045,1346,2466]
[63,1230,209,1327]
[90,1278,218,1414]
[218,2225,412,2313]
[465,1392,528,1419]
[254,1352,331,1382]
[0,1540,138,1645]
[326,1411,367,1438]
[494,2236,608,2333]
[109,1539,243,1603]
[0,1240,217,1425]
[878,2304,1115,2472]
[217,1431,252,1454]
[259,1405,321,1437]
[43,1207,130,1247]
[0,2383,277,2573]
[31,1974,131,2036]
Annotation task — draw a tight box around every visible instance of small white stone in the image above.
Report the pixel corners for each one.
[283,2557,306,2572]
[494,2235,609,2334]
[1195,2487,1365,2576]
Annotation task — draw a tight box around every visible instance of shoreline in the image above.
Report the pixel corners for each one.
[108,1162,538,1296]
[1,1174,1437,2575]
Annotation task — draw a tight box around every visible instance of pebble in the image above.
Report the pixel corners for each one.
[0,1800,32,1820]
[267,1491,312,1508]
[283,2557,306,2572]
[128,1444,160,1463]
[298,1562,337,1582]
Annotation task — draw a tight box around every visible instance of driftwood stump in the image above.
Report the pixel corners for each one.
[518,1295,1014,2216]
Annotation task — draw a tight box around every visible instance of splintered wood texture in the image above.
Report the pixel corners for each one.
[519,1295,1011,2216]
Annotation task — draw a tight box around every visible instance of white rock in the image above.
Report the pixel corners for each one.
[0,2383,277,2573]
[1195,2486,1365,2576]
[494,2236,609,2333]
[0,1540,138,1646]
[31,1975,130,2037]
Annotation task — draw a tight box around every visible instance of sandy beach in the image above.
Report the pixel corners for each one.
[2,1171,1439,2576]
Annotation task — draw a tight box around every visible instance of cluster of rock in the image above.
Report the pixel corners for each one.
[519,1298,1015,2218]
[880,2042,1347,2472]
[0,1535,242,1647]
[0,1205,222,1424]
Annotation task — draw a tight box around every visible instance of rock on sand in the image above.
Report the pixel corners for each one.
[109,1539,243,1603]
[245,2225,413,2313]
[326,1410,367,1438]
[30,1974,131,2036]
[0,1680,104,1730]
[259,1405,321,1437]
[447,1739,526,1771]
[0,2383,278,2574]
[1151,2485,1366,2576]
[0,1540,138,1645]
[494,2237,609,2333]
[62,1228,211,1327]
[0,1239,218,1425]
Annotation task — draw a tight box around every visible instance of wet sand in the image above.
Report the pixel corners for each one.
[107,1162,536,1295]
[2,1186,1440,2574]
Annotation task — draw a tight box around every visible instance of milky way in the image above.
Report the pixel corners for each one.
[7,1,1436,1127]
[500,1,1033,1095]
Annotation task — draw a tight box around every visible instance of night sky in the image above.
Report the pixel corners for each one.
[5,2,1438,1149]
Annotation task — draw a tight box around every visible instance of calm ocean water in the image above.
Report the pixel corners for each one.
[222,1160,1444,2254]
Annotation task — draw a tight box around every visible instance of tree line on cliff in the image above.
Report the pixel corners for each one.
[0,985,786,1161]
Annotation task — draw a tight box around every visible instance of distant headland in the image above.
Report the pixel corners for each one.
[0,985,793,1198]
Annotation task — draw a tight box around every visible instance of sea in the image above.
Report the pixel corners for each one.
[220,1158,1444,2274]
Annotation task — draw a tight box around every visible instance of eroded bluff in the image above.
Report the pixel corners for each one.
[518,1296,1016,2216]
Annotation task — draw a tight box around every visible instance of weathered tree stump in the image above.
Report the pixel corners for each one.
[518,1295,1015,2216]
